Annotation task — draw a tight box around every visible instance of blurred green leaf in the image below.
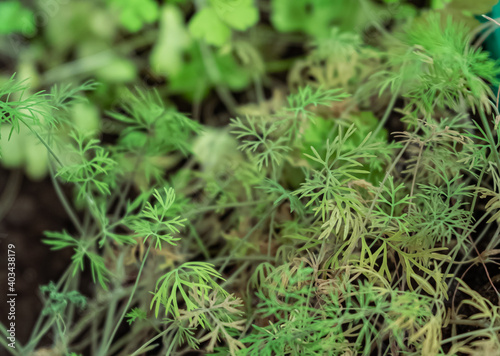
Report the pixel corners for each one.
[271,0,360,37]
[71,102,100,136]
[0,124,49,180]
[189,7,231,46]
[445,0,497,13]
[430,0,453,9]
[169,44,251,99]
[151,5,191,77]
[431,0,497,28]
[212,0,259,31]
[108,0,159,32]
[193,128,240,173]
[0,1,35,35]
[95,57,137,83]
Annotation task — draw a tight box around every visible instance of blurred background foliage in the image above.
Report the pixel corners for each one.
[0,0,498,180]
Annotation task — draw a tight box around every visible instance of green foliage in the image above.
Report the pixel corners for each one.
[407,15,499,112]
[286,86,349,119]
[43,230,110,290]
[478,187,500,223]
[49,80,99,125]
[374,14,500,115]
[410,177,473,247]
[167,43,253,99]
[430,0,452,8]
[125,308,148,325]
[110,88,200,156]
[301,112,392,183]
[211,0,259,31]
[40,282,86,316]
[72,248,110,290]
[230,116,292,171]
[150,262,227,319]
[258,178,304,215]
[126,187,187,249]
[0,75,51,142]
[230,87,349,171]
[107,0,159,32]
[3,3,500,356]
[42,230,79,251]
[151,5,191,77]
[56,132,116,201]
[189,0,259,46]
[179,291,246,354]
[271,0,365,38]
[241,264,439,355]
[370,176,412,233]
[296,124,378,222]
[0,1,35,35]
[0,76,99,180]
[189,8,232,47]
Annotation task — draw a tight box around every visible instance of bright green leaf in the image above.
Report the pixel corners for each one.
[189,7,231,46]
[213,0,259,31]
[151,5,191,76]
[0,1,35,35]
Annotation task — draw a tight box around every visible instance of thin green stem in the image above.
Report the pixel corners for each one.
[220,262,250,290]
[23,316,56,353]
[26,266,73,352]
[199,41,238,114]
[48,162,84,235]
[479,109,500,170]
[99,244,152,356]
[371,89,399,142]
[130,328,170,356]
[18,117,64,166]
[187,222,210,259]
[441,326,500,345]
[183,199,269,219]
[0,322,23,355]
[218,208,274,274]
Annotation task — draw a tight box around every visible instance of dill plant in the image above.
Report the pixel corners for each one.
[2,3,500,356]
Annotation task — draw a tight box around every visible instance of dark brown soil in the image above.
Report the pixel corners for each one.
[0,167,73,345]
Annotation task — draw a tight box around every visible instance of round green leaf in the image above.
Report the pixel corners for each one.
[189,8,231,46]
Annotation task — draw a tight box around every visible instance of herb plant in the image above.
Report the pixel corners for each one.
[2,1,500,356]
